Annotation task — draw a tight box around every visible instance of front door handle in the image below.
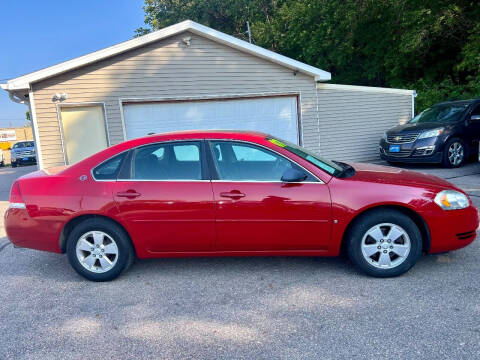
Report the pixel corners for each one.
[116,190,141,199]
[220,191,246,199]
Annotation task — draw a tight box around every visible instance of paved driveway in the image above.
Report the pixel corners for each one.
[0,163,479,359]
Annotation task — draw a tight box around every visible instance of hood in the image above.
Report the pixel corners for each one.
[388,122,449,134]
[348,163,456,190]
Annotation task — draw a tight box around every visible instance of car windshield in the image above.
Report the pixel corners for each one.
[266,136,343,176]
[12,142,34,149]
[409,103,469,124]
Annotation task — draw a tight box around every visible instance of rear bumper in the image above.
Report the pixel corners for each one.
[4,207,62,253]
[426,205,479,253]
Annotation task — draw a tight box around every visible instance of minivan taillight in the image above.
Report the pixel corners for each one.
[9,182,26,209]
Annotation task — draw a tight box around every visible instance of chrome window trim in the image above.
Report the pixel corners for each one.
[211,180,322,184]
[91,139,205,182]
[116,179,211,182]
[207,139,324,184]
[91,138,325,184]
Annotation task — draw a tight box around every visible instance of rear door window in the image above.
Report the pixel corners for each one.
[133,141,203,180]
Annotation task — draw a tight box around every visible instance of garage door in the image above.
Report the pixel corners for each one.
[123,96,299,144]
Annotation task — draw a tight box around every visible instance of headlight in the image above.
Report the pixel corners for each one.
[418,128,444,139]
[434,190,469,210]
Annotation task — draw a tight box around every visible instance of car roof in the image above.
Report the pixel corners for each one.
[130,129,271,143]
[434,98,480,107]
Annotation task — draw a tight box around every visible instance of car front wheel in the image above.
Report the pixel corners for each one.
[346,209,422,277]
[66,218,135,281]
[442,138,466,168]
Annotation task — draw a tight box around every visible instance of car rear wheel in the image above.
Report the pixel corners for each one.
[442,138,466,168]
[66,218,134,281]
[11,161,17,168]
[346,209,422,277]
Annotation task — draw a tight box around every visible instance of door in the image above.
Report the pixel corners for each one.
[208,140,332,251]
[468,104,480,153]
[123,96,299,144]
[113,141,216,253]
[60,105,108,164]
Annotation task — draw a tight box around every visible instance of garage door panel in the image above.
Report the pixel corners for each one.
[123,96,299,144]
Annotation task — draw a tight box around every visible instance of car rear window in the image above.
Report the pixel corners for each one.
[92,152,127,180]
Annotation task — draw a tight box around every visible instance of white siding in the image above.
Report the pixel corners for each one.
[316,85,413,162]
[31,32,318,168]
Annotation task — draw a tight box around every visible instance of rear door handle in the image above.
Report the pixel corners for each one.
[116,190,141,199]
[220,191,246,199]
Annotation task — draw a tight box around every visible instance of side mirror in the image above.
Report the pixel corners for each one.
[281,168,307,182]
[470,115,480,121]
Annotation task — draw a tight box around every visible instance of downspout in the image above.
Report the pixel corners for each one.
[411,90,417,119]
[6,90,43,170]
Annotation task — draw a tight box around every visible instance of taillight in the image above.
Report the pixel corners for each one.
[9,182,26,209]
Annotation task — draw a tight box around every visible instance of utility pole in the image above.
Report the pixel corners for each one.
[246,21,252,43]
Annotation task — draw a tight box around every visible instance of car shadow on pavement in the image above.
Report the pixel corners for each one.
[0,245,359,282]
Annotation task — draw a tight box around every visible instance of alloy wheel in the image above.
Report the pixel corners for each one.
[448,142,464,166]
[75,231,119,273]
[361,223,411,269]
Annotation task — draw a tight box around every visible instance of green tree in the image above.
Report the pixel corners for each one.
[137,0,480,112]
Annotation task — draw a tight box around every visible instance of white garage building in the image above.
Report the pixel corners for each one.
[1,20,414,169]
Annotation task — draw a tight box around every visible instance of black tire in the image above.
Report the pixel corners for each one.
[346,209,422,277]
[0,161,4,168]
[442,137,466,168]
[11,161,17,168]
[66,218,135,281]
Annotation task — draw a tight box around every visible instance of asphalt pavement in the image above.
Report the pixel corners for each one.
[0,162,479,359]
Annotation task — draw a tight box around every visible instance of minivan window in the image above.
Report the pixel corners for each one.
[410,103,469,124]
[133,142,202,180]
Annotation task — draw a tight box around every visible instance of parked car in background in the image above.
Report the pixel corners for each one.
[5,131,478,281]
[380,98,480,167]
[10,141,36,167]
[0,148,4,167]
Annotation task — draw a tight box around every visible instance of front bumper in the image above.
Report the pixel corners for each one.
[379,138,443,164]
[12,156,37,165]
[426,205,479,253]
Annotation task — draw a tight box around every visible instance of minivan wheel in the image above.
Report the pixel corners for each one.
[443,138,466,168]
[346,209,422,277]
[66,218,134,281]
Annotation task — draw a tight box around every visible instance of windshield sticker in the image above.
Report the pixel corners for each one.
[268,138,287,147]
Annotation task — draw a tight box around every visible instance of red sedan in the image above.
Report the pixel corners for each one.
[5,131,478,281]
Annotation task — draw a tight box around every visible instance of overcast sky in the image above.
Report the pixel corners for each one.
[0,0,145,127]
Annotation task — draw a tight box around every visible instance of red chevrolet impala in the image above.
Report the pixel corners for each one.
[4,131,478,281]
